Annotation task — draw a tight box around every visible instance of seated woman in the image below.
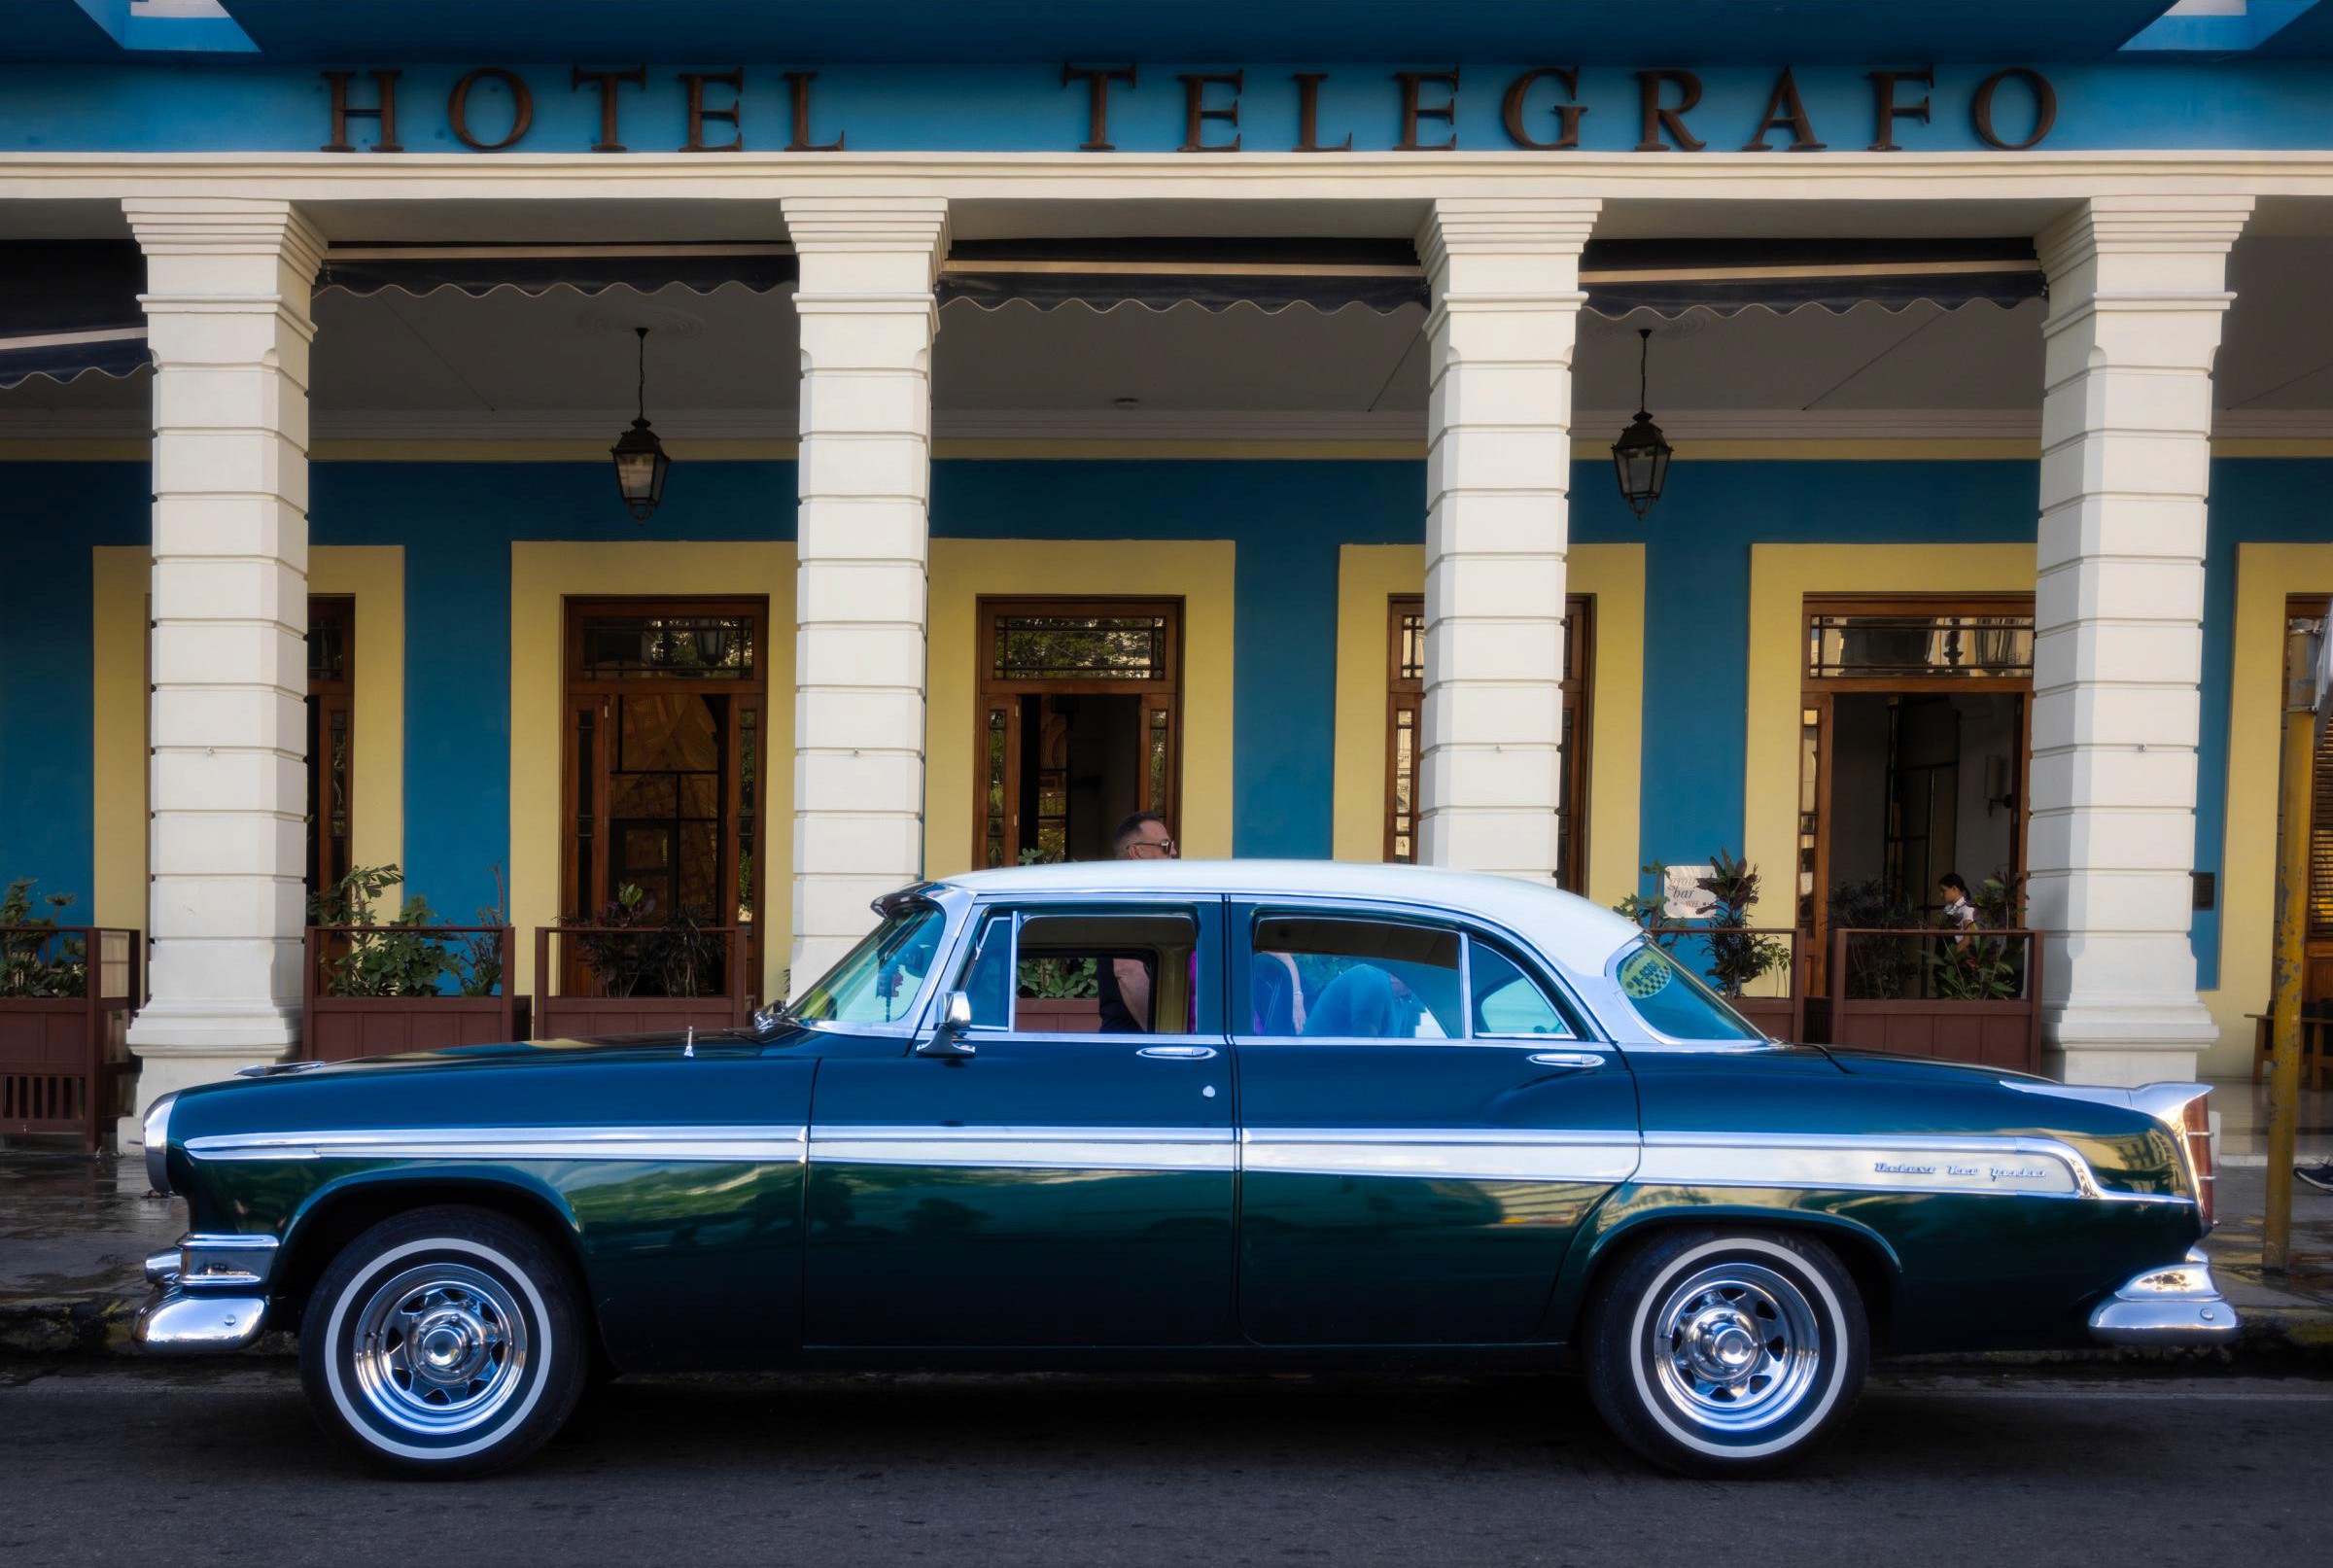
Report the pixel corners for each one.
[1302,963,1417,1039]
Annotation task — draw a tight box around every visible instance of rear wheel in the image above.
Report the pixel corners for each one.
[299,1206,588,1478]
[1583,1228,1866,1477]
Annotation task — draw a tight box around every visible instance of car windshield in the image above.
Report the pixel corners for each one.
[1608,941,1766,1042]
[790,900,949,1026]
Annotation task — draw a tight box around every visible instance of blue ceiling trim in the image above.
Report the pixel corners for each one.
[75,2,258,55]
[202,1,2175,66]
[2121,1,2320,55]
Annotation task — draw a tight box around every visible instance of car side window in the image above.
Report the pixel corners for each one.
[1248,915,1465,1039]
[1468,943,1579,1039]
[954,905,1205,1035]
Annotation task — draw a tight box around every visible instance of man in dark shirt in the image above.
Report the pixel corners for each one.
[1096,811,1174,1032]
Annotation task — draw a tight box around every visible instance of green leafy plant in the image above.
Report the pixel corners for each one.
[1925,870,2028,1001]
[1017,957,1098,999]
[0,879,87,998]
[1828,877,1922,1000]
[308,865,460,997]
[452,863,508,998]
[563,885,726,998]
[1698,849,1792,998]
[1613,861,1686,954]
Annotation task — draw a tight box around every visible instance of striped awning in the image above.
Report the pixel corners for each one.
[0,234,2042,388]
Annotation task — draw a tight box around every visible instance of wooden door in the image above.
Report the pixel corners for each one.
[975,599,1182,866]
[564,598,767,996]
[305,595,355,903]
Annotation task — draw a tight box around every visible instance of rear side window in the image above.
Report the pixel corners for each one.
[1610,943,1764,1042]
[1250,916,1464,1039]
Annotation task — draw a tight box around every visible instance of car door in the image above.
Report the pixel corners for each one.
[803,895,1236,1346]
[1232,901,1640,1344]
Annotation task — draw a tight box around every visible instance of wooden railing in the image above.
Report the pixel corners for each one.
[533,925,752,1040]
[1810,926,2043,1073]
[0,926,140,1151]
[302,926,518,1062]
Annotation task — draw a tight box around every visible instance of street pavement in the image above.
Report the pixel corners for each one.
[2,1362,2327,1567]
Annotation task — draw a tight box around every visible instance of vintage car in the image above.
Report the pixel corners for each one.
[136,861,2230,1478]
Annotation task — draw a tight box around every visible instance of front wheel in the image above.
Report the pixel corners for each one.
[1582,1227,1866,1477]
[299,1206,589,1477]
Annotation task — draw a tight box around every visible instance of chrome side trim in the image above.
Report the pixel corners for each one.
[1241,1127,1641,1184]
[810,1125,1236,1173]
[135,1291,266,1355]
[1635,1130,2188,1203]
[2089,1246,2240,1346]
[184,1125,809,1164]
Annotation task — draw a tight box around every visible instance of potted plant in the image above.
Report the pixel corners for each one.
[0,879,138,1150]
[539,885,749,1038]
[303,864,515,1060]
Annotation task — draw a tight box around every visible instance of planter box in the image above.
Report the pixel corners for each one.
[304,927,518,1062]
[1017,996,1104,1033]
[0,927,140,1151]
[533,926,752,1041]
[1810,928,2043,1074]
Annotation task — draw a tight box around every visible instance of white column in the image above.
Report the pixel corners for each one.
[122,197,322,1113]
[1415,197,1599,880]
[2031,194,2252,1086]
[782,196,948,988]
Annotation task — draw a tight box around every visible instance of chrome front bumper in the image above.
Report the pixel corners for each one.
[133,1235,276,1355]
[2087,1248,2241,1346]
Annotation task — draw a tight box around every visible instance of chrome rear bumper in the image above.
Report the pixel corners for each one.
[2088,1248,2240,1346]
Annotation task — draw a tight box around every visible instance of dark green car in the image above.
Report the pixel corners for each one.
[136,861,2228,1477]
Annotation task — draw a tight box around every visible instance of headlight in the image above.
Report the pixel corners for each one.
[142,1092,179,1196]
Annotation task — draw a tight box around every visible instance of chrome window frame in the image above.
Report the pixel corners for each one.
[936,890,1230,1046]
[1231,896,1609,1050]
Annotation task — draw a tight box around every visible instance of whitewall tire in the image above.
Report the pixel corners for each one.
[298,1206,589,1478]
[1583,1227,1867,1477]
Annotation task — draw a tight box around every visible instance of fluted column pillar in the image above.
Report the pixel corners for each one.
[1415,197,1599,880]
[782,196,948,988]
[122,197,323,1115]
[2031,193,2253,1084]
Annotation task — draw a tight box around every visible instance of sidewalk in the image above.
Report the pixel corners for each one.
[4,1144,2330,1359]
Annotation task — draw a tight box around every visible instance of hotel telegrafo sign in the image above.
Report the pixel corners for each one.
[318,63,2061,155]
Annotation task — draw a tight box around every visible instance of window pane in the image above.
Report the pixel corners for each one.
[992,615,1167,681]
[1251,916,1463,1039]
[958,909,1202,1033]
[1469,944,1575,1038]
[1611,942,1763,1042]
[791,901,947,1025]
[1807,612,2034,679]
[580,614,755,679]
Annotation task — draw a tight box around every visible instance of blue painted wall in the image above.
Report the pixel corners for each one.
[0,463,147,909]
[2,455,2320,990]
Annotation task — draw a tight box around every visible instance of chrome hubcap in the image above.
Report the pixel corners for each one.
[350,1262,529,1437]
[1649,1262,1823,1434]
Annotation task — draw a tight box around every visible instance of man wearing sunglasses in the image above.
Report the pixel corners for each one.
[1097,811,1174,1031]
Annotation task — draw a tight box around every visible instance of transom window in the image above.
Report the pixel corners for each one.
[1806,610,2034,680]
[991,613,1170,683]
[579,614,756,679]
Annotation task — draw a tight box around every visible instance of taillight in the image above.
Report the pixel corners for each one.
[2181,1092,2214,1230]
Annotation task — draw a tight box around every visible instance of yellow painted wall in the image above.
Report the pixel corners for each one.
[923,540,1237,877]
[507,541,796,1000]
[90,545,404,929]
[1742,544,2036,932]
[1329,542,1646,914]
[2205,543,2333,1073]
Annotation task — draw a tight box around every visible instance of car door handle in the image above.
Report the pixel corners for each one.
[1526,1051,1608,1069]
[1137,1045,1219,1061]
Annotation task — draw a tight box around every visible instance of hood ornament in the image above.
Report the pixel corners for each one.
[682,1026,695,1060]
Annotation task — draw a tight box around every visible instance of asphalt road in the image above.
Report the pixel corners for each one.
[3,1363,2327,1567]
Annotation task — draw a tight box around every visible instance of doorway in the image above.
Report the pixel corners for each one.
[1798,596,2034,982]
[563,598,767,995]
[2289,594,2333,1008]
[975,598,1182,866]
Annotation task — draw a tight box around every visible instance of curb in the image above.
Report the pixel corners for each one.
[7,1291,2328,1365]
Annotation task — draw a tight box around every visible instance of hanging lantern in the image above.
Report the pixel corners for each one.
[1612,327,1674,520]
[609,327,670,524]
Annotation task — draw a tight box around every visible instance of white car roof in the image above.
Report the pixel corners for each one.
[933,859,1645,981]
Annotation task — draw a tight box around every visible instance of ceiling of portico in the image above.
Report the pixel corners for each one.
[8,231,2333,444]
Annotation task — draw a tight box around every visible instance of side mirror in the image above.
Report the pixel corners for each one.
[916,990,978,1058]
